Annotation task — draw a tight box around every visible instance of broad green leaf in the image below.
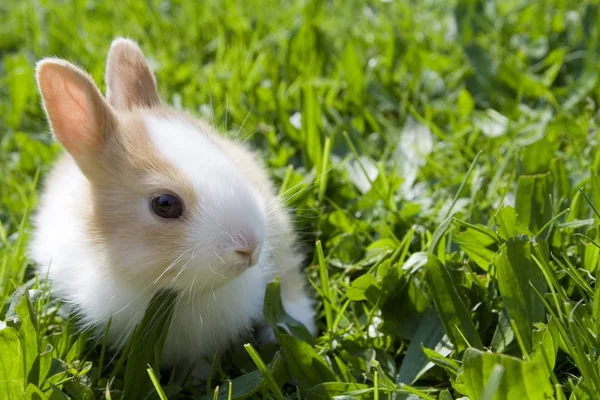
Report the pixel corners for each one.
[455,224,499,271]
[6,288,41,386]
[455,348,553,400]
[62,378,96,400]
[37,343,53,391]
[515,173,553,233]
[24,384,47,400]
[122,290,178,400]
[480,364,504,400]
[490,308,514,353]
[48,385,69,400]
[494,206,532,241]
[279,334,338,392]
[263,279,314,343]
[0,326,24,398]
[397,307,453,384]
[346,274,381,302]
[458,242,496,271]
[426,254,482,351]
[203,370,263,400]
[531,321,558,376]
[16,291,40,386]
[520,139,556,175]
[496,238,548,353]
[439,390,453,400]
[307,382,369,399]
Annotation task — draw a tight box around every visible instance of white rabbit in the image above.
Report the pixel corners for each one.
[30,37,316,377]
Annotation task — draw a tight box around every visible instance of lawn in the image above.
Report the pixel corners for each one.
[1,0,599,398]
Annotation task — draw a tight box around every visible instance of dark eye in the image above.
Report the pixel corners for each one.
[150,194,184,219]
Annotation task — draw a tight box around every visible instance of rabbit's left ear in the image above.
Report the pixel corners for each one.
[105,37,161,111]
[36,58,117,159]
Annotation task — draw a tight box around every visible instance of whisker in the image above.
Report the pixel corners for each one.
[168,254,195,286]
[152,247,192,285]
[208,261,226,280]
[213,250,227,266]
[241,128,260,145]
[209,93,217,132]
[236,107,253,141]
[224,93,228,132]
[219,231,236,243]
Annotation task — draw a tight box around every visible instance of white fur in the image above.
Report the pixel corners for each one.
[29,117,315,378]
[146,116,235,176]
[284,295,318,334]
[29,153,270,366]
[145,115,267,246]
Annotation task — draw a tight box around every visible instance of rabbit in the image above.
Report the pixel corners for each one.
[29,37,316,377]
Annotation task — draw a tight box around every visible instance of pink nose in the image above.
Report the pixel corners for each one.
[230,229,260,266]
[236,248,255,260]
[235,245,257,266]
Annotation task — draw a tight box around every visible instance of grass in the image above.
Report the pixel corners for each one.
[1,0,600,398]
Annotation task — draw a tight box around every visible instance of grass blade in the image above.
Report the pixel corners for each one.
[147,365,168,400]
[244,344,285,400]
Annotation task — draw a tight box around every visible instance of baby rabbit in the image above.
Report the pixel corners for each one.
[30,38,316,376]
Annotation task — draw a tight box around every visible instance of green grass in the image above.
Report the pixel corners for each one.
[1,0,600,398]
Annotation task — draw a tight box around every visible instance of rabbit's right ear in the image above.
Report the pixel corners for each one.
[36,59,117,159]
[105,38,161,111]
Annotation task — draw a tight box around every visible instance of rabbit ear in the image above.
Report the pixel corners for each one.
[36,58,117,158]
[105,38,161,111]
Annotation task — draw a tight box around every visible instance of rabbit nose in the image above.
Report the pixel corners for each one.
[236,248,255,260]
[234,232,259,266]
[235,246,258,267]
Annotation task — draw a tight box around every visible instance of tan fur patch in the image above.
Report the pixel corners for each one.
[86,110,199,282]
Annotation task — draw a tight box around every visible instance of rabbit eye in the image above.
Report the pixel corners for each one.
[151,194,184,219]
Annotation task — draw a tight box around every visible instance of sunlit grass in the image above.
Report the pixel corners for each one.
[1,0,600,398]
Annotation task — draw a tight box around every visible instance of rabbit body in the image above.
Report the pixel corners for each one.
[30,38,315,375]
